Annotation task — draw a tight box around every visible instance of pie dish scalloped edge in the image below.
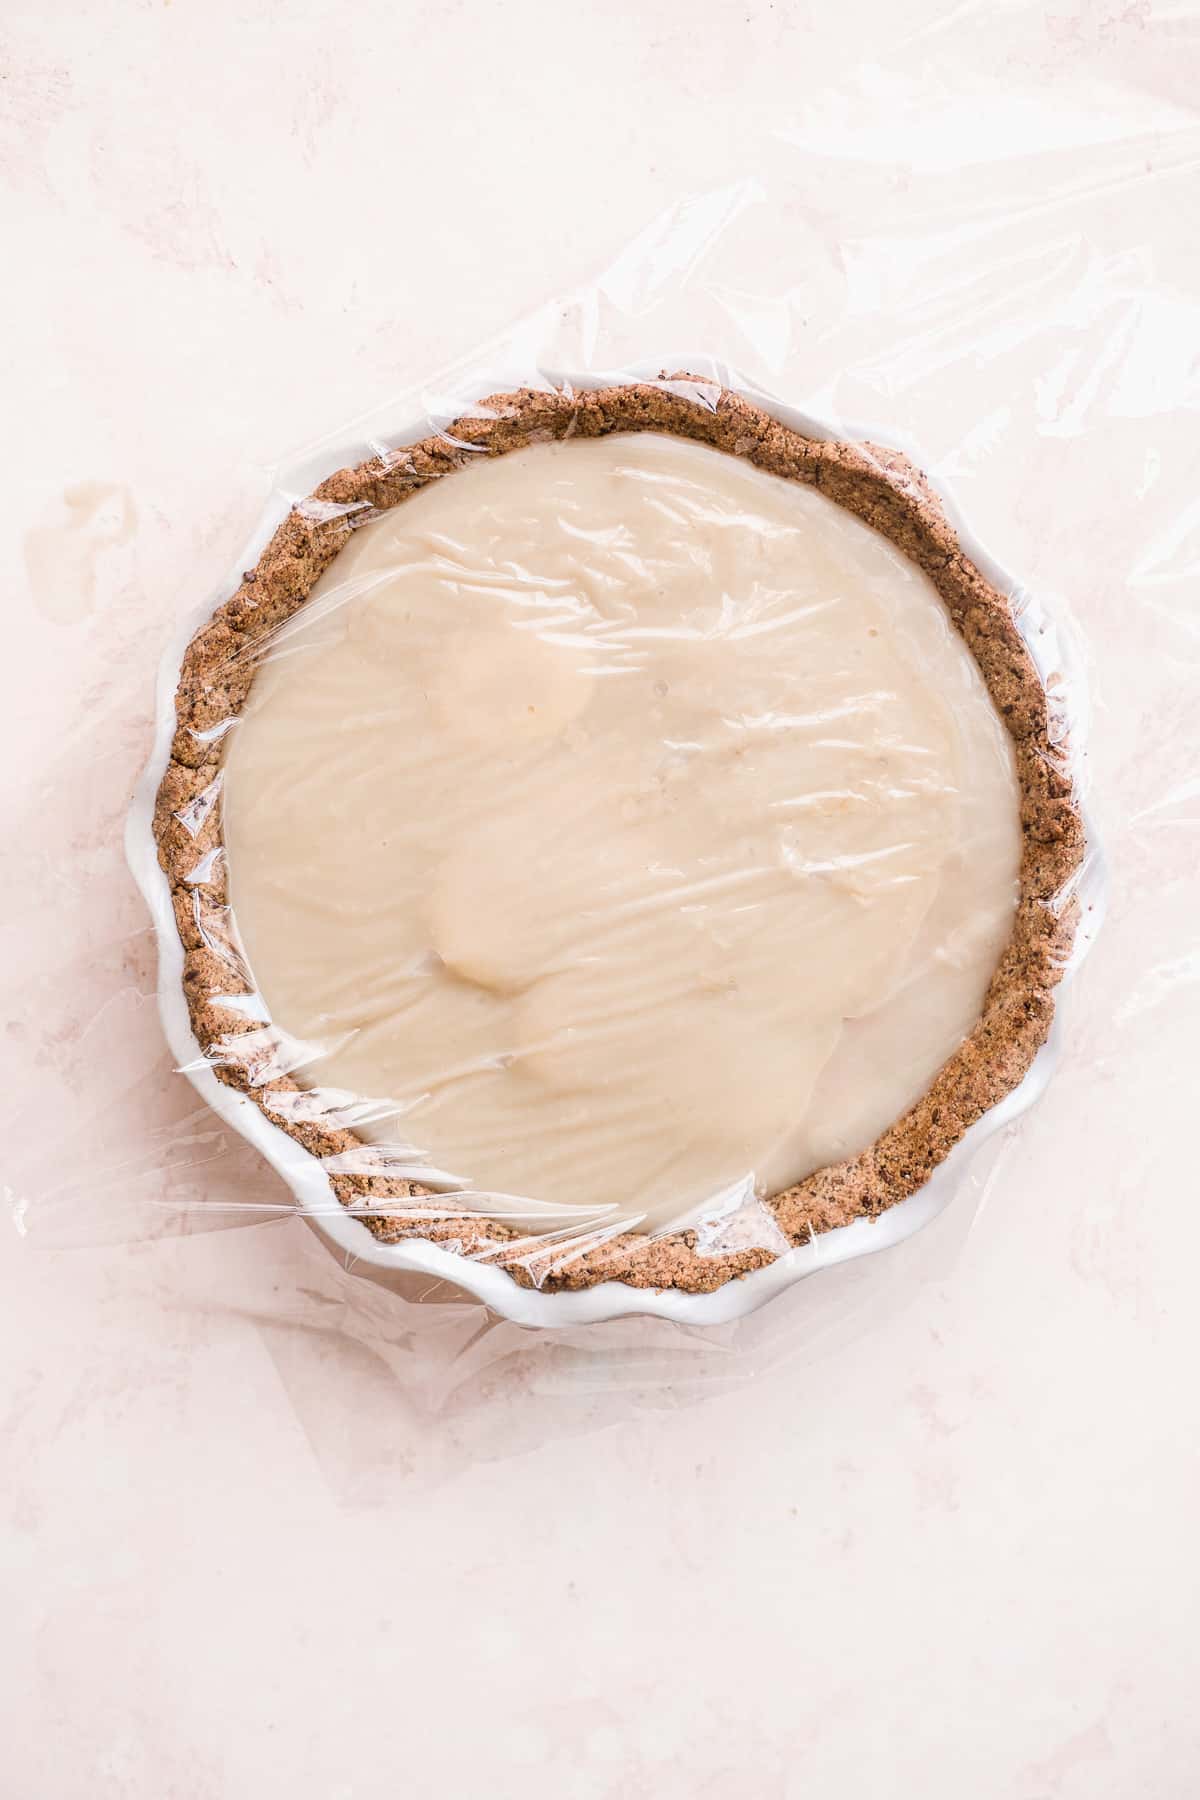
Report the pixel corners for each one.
[127,357,1106,1327]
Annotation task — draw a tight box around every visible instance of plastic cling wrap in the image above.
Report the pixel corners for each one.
[137,351,1098,1320]
[37,79,1200,1338]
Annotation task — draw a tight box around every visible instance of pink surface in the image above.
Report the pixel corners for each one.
[4,2,1199,1794]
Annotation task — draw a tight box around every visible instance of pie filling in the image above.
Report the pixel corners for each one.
[221,433,1021,1233]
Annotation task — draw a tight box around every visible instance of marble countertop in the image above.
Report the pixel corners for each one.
[3,3,1198,1795]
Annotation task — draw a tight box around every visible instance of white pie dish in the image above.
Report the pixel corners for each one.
[127,358,1105,1328]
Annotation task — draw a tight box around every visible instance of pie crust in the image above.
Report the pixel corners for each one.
[154,378,1085,1294]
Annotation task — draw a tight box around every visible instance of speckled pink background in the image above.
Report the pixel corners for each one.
[3,3,1199,1795]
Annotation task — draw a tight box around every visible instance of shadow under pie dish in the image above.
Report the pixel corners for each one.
[142,373,1088,1315]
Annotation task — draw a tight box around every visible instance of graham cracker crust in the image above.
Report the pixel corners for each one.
[153,378,1085,1295]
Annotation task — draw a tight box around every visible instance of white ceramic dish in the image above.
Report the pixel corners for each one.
[127,360,1106,1328]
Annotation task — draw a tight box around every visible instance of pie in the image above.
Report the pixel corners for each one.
[154,377,1084,1294]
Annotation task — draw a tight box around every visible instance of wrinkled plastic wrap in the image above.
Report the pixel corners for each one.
[137,349,1096,1322]
[12,69,1196,1385]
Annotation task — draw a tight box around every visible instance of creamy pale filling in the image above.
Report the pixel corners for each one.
[221,432,1021,1233]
